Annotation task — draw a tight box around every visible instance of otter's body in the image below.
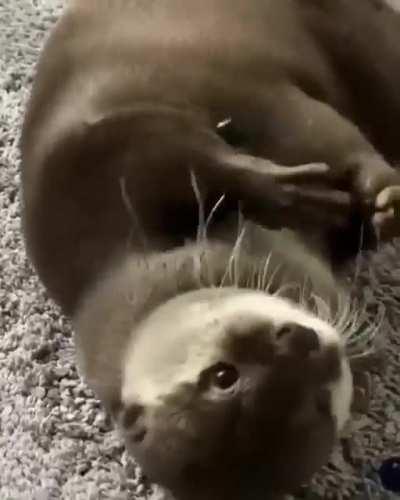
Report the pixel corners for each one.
[21,0,400,313]
[21,1,400,498]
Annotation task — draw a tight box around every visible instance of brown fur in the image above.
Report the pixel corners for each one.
[21,0,400,313]
[20,1,400,498]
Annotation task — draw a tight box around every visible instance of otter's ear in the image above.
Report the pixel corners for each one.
[121,403,144,428]
[105,398,124,423]
[117,402,148,444]
[104,397,143,427]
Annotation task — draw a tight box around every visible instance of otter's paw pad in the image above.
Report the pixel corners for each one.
[373,186,400,240]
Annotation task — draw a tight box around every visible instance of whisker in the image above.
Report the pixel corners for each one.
[190,170,205,243]
[311,292,331,323]
[261,252,273,291]
[333,293,358,336]
[232,210,246,287]
[220,224,247,288]
[204,194,226,236]
[264,261,282,294]
[343,302,384,357]
[351,223,365,291]
[119,176,148,251]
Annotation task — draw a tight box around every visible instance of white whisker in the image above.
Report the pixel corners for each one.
[261,252,273,291]
[351,223,365,290]
[264,261,282,294]
[220,224,247,288]
[119,176,148,250]
[311,292,331,323]
[204,194,226,236]
[190,170,205,243]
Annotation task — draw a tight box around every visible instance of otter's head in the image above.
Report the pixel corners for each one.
[119,287,352,499]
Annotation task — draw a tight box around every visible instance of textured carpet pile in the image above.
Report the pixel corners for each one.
[1,2,400,499]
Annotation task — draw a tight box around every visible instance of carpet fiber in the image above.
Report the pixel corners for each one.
[1,1,400,499]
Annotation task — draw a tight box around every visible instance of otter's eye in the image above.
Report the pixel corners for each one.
[205,362,239,391]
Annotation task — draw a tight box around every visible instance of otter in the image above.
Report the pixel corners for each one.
[20,0,400,498]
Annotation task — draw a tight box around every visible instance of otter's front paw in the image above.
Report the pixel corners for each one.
[351,154,400,240]
[373,185,400,240]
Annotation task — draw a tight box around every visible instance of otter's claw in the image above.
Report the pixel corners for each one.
[373,185,400,240]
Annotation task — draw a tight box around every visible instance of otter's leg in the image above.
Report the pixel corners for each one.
[258,83,400,240]
[210,153,353,231]
[194,156,355,234]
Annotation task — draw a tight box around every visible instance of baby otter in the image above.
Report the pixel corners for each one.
[21,0,400,498]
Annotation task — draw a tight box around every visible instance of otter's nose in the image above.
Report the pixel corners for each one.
[276,324,320,357]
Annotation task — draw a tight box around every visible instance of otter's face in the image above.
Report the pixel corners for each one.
[120,288,352,498]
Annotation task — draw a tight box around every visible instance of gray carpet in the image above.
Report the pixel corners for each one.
[1,1,400,499]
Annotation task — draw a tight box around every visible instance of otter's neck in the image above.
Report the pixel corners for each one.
[73,229,344,413]
[72,240,246,411]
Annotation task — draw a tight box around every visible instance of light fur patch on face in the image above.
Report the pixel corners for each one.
[121,288,351,415]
